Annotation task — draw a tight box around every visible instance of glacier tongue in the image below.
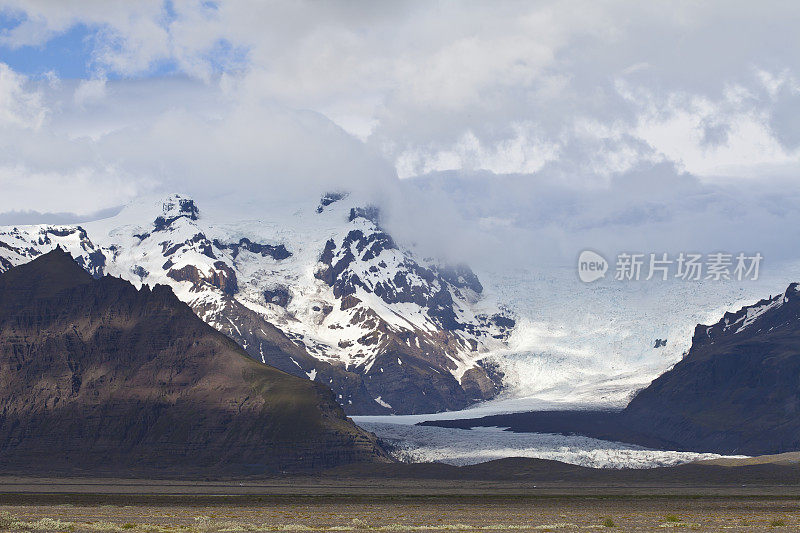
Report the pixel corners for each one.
[357,422,735,469]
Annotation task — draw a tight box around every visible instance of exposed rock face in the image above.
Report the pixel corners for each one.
[0,193,514,415]
[263,286,291,307]
[213,238,292,261]
[317,192,349,213]
[622,283,800,455]
[0,248,388,475]
[166,261,239,295]
[152,196,199,231]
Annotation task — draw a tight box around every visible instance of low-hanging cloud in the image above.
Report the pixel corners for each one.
[0,72,397,215]
[383,164,800,274]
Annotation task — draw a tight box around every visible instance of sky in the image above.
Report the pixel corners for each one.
[1,1,800,268]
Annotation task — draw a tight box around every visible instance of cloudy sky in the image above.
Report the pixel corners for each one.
[1,1,799,267]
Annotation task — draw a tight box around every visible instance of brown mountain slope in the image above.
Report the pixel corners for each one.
[0,248,389,476]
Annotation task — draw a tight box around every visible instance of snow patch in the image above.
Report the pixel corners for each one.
[374,396,392,409]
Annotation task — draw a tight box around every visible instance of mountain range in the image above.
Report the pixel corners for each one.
[6,199,800,463]
[0,194,514,414]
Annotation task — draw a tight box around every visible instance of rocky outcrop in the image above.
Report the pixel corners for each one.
[213,238,291,261]
[312,210,511,413]
[317,191,349,213]
[153,197,199,231]
[166,261,239,295]
[0,248,388,475]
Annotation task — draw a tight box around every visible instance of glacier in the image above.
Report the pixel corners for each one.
[355,421,737,468]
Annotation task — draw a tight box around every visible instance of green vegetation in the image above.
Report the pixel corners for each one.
[602,517,616,527]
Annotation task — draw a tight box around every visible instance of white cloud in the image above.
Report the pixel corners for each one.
[0,72,395,216]
[73,77,107,108]
[1,1,800,270]
[395,125,561,179]
[2,1,800,186]
[0,63,45,129]
[618,80,800,178]
[0,163,143,215]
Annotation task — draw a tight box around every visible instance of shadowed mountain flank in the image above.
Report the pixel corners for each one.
[0,248,388,476]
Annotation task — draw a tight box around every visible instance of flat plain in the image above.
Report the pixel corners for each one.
[3,470,800,532]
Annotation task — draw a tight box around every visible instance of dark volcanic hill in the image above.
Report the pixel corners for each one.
[425,283,800,456]
[0,248,388,475]
[621,283,800,455]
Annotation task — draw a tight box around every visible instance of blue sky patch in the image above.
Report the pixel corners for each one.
[0,17,95,79]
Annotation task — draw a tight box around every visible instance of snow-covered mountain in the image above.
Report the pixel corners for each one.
[0,193,514,414]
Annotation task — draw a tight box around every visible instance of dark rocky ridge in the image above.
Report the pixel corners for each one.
[426,283,800,456]
[315,227,502,334]
[0,248,388,475]
[213,238,291,261]
[166,261,239,296]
